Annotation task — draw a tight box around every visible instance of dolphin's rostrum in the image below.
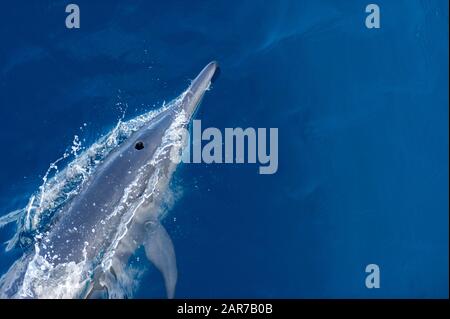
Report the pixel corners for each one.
[0,61,219,299]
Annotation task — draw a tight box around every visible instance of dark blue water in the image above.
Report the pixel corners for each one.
[0,0,448,298]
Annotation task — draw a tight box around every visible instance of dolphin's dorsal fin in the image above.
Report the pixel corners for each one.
[144,220,177,298]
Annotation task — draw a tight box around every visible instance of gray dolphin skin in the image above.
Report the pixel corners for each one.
[0,61,219,299]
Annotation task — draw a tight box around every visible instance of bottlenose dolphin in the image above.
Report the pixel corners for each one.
[0,61,219,299]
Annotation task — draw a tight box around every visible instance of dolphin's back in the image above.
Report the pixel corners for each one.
[44,107,178,265]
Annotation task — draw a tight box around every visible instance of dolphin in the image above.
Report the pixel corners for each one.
[0,61,219,299]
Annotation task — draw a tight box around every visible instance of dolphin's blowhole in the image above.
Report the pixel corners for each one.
[135,141,144,150]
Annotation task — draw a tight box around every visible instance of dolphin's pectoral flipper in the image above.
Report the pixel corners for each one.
[143,220,177,299]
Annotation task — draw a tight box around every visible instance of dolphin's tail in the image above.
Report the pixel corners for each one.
[0,208,29,251]
[0,208,25,251]
[0,209,23,229]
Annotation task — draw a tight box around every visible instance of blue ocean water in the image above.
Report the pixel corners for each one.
[0,0,448,298]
